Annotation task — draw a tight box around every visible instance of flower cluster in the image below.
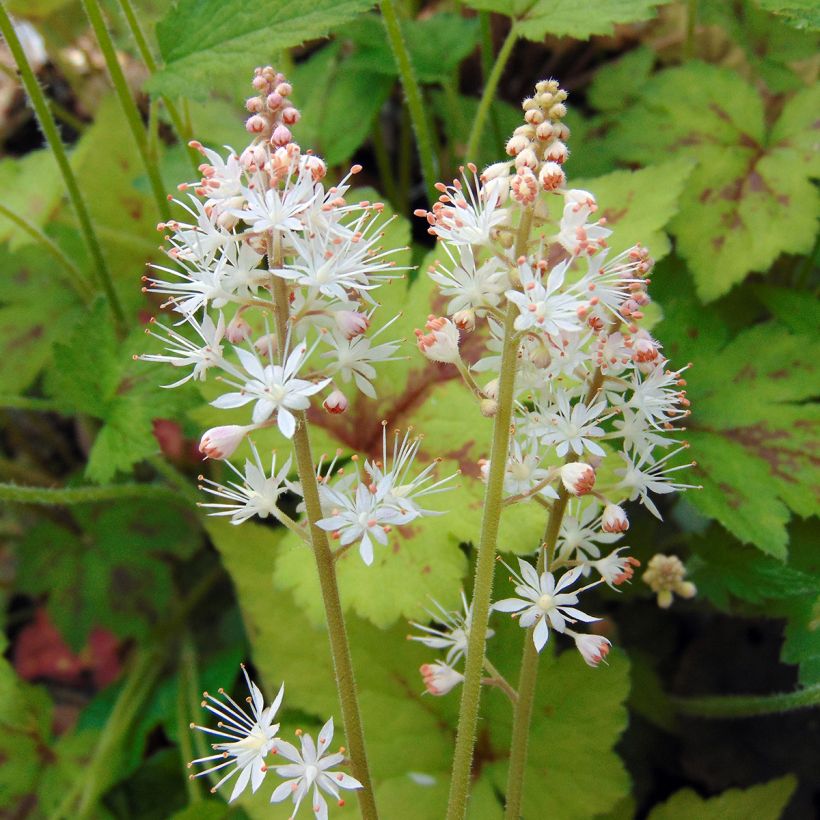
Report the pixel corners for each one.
[141,68,454,563]
[414,79,697,664]
[642,553,697,608]
[189,666,361,818]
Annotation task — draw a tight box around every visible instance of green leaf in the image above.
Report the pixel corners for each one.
[655,270,819,555]
[463,0,674,40]
[586,46,656,113]
[647,775,796,820]
[16,501,199,649]
[150,0,376,100]
[610,63,819,301]
[755,0,820,30]
[574,159,693,258]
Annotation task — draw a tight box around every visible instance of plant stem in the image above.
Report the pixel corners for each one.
[82,0,170,221]
[464,24,518,163]
[0,394,63,412]
[177,633,203,802]
[483,658,518,704]
[685,0,699,60]
[370,117,401,209]
[446,208,533,820]
[673,684,820,718]
[379,0,438,205]
[0,480,182,505]
[113,0,200,173]
[0,1,126,333]
[503,488,570,820]
[269,255,378,820]
[0,203,94,301]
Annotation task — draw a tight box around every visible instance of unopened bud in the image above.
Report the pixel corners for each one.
[483,378,499,400]
[480,398,498,417]
[199,425,252,460]
[246,115,267,134]
[511,168,539,206]
[560,462,596,495]
[271,124,292,147]
[334,310,370,340]
[453,308,475,332]
[602,503,629,533]
[539,161,565,191]
[226,314,252,344]
[420,662,463,696]
[571,632,612,668]
[323,390,348,415]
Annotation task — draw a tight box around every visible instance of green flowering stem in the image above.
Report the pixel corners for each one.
[464,24,518,163]
[0,1,126,333]
[379,0,438,206]
[673,684,820,718]
[177,633,204,802]
[0,480,182,505]
[82,0,171,222]
[503,488,570,820]
[114,0,200,173]
[446,207,534,820]
[270,255,379,820]
[0,203,93,301]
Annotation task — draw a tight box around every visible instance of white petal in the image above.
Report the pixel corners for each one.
[533,617,550,652]
[278,407,297,438]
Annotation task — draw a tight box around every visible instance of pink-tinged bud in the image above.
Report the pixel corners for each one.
[334,310,370,340]
[199,425,251,460]
[511,167,539,206]
[505,134,530,156]
[539,161,565,191]
[414,316,460,363]
[420,662,463,696]
[323,389,348,414]
[545,140,569,164]
[483,378,499,400]
[549,102,567,119]
[480,398,498,418]
[271,124,292,147]
[303,154,327,181]
[481,161,511,182]
[632,329,660,363]
[281,106,300,125]
[252,75,267,91]
[560,462,596,496]
[524,107,545,125]
[571,632,612,668]
[253,332,278,358]
[554,122,570,141]
[245,96,263,113]
[246,115,267,134]
[275,82,292,97]
[453,308,475,332]
[602,503,629,533]
[535,121,555,142]
[565,188,597,211]
[266,92,283,110]
[226,314,252,344]
[513,146,539,171]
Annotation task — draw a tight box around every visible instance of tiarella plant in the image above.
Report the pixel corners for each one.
[144,70,695,819]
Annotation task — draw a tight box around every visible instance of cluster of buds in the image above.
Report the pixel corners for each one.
[189,666,362,814]
[141,68,453,567]
[411,79,697,668]
[642,554,697,608]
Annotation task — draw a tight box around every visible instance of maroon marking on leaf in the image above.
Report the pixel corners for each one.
[699,188,713,204]
[444,440,480,477]
[732,364,757,383]
[717,481,743,509]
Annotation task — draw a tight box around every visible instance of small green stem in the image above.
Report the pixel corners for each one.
[0,395,63,412]
[685,0,698,60]
[464,25,518,163]
[446,208,533,820]
[0,481,182,505]
[370,117,401,209]
[483,658,518,704]
[0,203,94,301]
[82,0,170,221]
[269,253,378,820]
[379,0,438,205]
[673,684,820,718]
[113,0,200,173]
[177,634,203,803]
[0,1,126,333]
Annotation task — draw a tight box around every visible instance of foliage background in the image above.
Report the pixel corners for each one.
[0,0,817,817]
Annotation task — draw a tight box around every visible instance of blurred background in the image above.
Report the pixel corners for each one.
[0,1,817,818]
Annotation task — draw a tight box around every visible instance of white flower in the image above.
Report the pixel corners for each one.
[557,194,611,257]
[428,244,509,315]
[591,546,641,589]
[616,447,697,519]
[480,440,557,501]
[537,392,608,458]
[567,630,611,667]
[140,312,226,387]
[146,253,234,316]
[212,342,330,437]
[622,362,689,431]
[557,502,622,562]
[233,171,315,234]
[409,593,489,667]
[270,718,362,819]
[611,407,675,462]
[198,442,296,524]
[189,665,283,802]
[493,559,600,652]
[420,662,464,696]
[506,257,581,337]
[415,315,461,363]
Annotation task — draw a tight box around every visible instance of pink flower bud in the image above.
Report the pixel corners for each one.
[420,662,463,696]
[560,462,596,496]
[323,389,348,415]
[281,106,300,125]
[535,121,555,141]
[245,97,263,113]
[571,632,612,668]
[602,503,629,533]
[483,378,499,400]
[453,308,475,332]
[414,316,460,363]
[266,92,283,110]
[199,425,251,460]
[245,115,267,134]
[334,310,370,340]
[513,146,539,171]
[505,134,530,156]
[511,168,539,206]
[275,82,292,97]
[545,140,569,164]
[271,124,292,147]
[226,314,252,344]
[539,161,565,191]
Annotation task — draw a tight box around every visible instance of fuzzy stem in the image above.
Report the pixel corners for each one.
[113,0,200,173]
[673,685,820,718]
[483,658,518,704]
[503,488,569,820]
[0,1,126,332]
[82,0,171,221]
[371,117,401,209]
[379,0,438,205]
[446,208,533,820]
[464,25,518,163]
[0,481,182,505]
[269,258,379,820]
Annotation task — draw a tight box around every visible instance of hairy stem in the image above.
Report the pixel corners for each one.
[464,25,518,163]
[379,0,438,205]
[446,208,533,820]
[269,257,378,820]
[82,0,170,221]
[673,684,820,718]
[0,1,126,332]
